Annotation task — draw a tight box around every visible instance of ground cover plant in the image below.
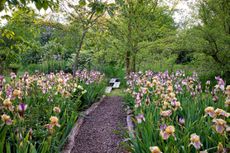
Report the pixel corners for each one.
[125,70,229,153]
[0,70,104,153]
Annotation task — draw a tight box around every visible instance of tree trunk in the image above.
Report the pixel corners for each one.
[206,35,226,67]
[73,30,87,76]
[126,8,132,75]
[131,53,136,72]
[126,49,131,75]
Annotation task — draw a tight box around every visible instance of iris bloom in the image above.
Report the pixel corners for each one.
[178,117,185,125]
[44,124,54,134]
[167,86,173,92]
[135,114,145,124]
[196,83,202,93]
[212,119,227,134]
[50,116,60,127]
[190,133,202,150]
[0,91,3,100]
[13,89,22,98]
[160,125,175,140]
[225,85,230,95]
[3,98,14,111]
[214,108,229,118]
[170,99,181,110]
[135,93,142,108]
[212,95,219,102]
[204,107,215,118]
[160,110,172,117]
[215,76,225,91]
[146,81,153,87]
[149,146,162,153]
[10,72,16,80]
[225,99,230,107]
[174,101,181,110]
[53,107,61,113]
[1,114,12,125]
[206,80,210,85]
[141,87,148,94]
[18,103,28,117]
[169,92,176,98]
[45,116,61,133]
[182,79,187,86]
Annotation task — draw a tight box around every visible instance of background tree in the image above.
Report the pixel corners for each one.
[107,0,176,74]
[196,0,230,68]
[176,0,230,77]
[64,0,116,75]
[0,8,39,73]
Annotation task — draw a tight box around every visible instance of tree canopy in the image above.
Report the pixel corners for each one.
[0,0,229,82]
[0,0,58,11]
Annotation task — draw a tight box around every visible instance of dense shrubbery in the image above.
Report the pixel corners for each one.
[22,60,70,74]
[0,70,105,152]
[125,70,229,153]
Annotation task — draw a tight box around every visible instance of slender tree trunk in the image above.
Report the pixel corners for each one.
[73,30,87,76]
[126,8,132,75]
[0,63,3,74]
[132,53,136,72]
[131,43,138,72]
[126,49,131,75]
[207,37,226,67]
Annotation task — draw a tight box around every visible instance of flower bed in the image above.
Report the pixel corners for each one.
[0,70,105,153]
[125,70,229,153]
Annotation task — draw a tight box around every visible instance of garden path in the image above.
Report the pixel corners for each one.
[71,96,126,153]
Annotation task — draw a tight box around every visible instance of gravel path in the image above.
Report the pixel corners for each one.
[71,96,126,153]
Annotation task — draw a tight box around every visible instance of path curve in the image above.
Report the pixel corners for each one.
[71,96,126,153]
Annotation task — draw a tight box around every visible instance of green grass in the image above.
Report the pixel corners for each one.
[106,88,126,97]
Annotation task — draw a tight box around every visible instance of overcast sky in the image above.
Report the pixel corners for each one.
[173,0,198,27]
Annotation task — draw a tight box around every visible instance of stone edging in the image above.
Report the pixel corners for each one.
[126,106,135,138]
[62,95,106,153]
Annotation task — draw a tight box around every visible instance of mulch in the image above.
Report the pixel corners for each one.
[71,96,127,153]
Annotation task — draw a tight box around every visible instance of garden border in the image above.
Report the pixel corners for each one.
[62,95,106,153]
[126,106,135,138]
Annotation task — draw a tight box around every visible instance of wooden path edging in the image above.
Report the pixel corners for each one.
[62,95,106,153]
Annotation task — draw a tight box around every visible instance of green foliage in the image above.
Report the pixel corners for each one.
[175,0,230,73]
[0,28,25,73]
[0,8,41,74]
[97,65,127,88]
[0,0,58,11]
[21,60,69,74]
[81,82,106,107]
[65,0,116,73]
[102,0,177,74]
